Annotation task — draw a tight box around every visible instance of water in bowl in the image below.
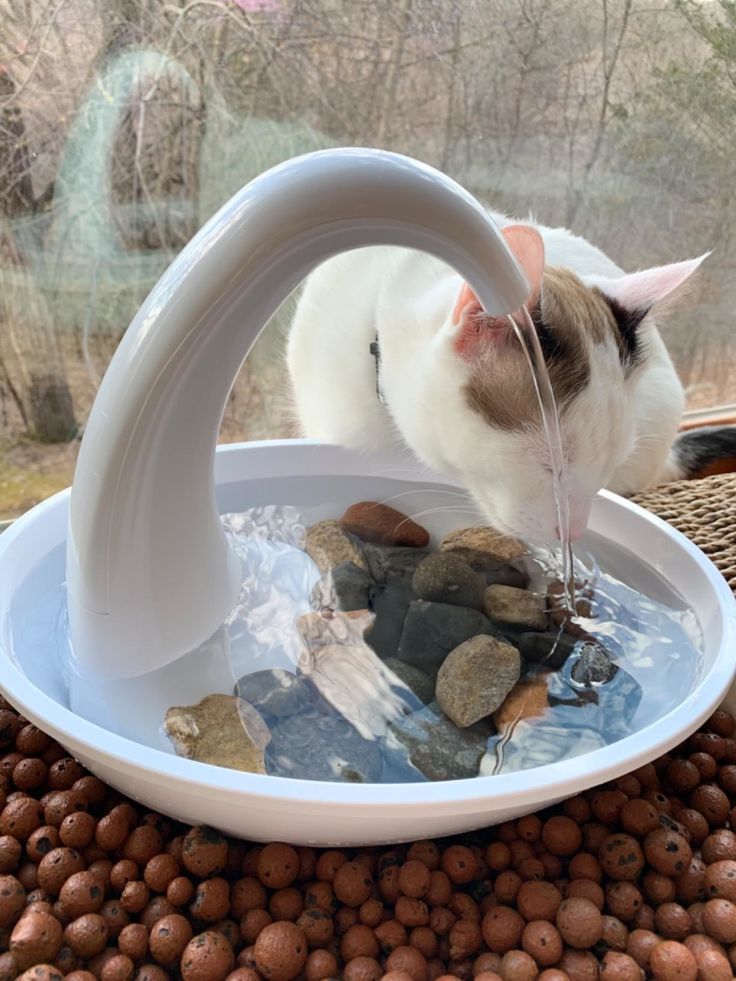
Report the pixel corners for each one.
[8,469,702,784]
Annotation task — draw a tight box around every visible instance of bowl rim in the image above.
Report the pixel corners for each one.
[1,440,735,811]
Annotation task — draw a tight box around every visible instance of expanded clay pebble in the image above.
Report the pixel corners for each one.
[10,700,736,976]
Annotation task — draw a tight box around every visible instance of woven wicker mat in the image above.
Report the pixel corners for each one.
[630,472,736,594]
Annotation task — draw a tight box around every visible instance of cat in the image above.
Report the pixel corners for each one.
[286,210,710,543]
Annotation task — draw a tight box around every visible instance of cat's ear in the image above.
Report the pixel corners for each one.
[593,254,710,314]
[501,224,545,304]
[451,225,545,358]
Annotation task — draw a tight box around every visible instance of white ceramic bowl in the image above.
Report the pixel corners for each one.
[1,440,735,846]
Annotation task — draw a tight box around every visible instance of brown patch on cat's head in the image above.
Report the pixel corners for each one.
[464,266,629,432]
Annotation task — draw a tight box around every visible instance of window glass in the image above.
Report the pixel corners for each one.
[1,0,733,517]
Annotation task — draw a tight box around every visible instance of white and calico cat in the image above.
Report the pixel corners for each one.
[287,212,707,542]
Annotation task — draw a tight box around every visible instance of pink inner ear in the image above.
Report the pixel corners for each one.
[451,282,482,326]
[596,254,709,311]
[502,225,545,304]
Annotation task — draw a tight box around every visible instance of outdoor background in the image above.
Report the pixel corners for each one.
[0,0,734,518]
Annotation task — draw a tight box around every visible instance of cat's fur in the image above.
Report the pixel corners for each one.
[287,211,707,542]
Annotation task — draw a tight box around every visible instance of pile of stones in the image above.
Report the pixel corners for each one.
[165,503,642,783]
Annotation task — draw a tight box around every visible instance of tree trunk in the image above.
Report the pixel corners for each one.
[0,73,77,442]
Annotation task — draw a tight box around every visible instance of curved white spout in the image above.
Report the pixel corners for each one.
[66,148,530,679]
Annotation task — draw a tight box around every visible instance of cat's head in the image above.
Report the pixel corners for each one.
[434,225,706,543]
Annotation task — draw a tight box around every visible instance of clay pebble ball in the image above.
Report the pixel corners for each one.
[5,697,736,977]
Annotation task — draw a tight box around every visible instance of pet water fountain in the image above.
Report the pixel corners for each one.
[1,149,735,846]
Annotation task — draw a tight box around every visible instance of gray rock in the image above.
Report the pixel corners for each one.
[484,585,548,630]
[398,600,503,672]
[436,635,522,727]
[571,642,616,685]
[412,553,485,610]
[265,712,383,782]
[482,564,530,590]
[234,669,315,721]
[518,630,578,668]
[440,526,526,565]
[390,700,493,781]
[304,520,367,574]
[363,543,431,584]
[547,642,643,741]
[365,580,414,659]
[310,561,373,612]
[384,658,436,705]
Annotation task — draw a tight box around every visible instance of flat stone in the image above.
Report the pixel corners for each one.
[412,553,485,610]
[518,631,578,669]
[234,669,315,721]
[365,580,414,659]
[165,694,269,773]
[440,526,526,565]
[484,584,548,630]
[340,501,429,548]
[384,658,436,705]
[494,674,550,729]
[304,520,367,574]
[299,642,417,739]
[436,635,522,727]
[310,561,374,612]
[296,609,374,650]
[390,701,493,781]
[266,712,383,783]
[397,600,502,672]
[363,543,431,584]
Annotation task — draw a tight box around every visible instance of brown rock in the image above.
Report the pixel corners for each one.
[436,636,521,728]
[340,502,429,548]
[304,521,367,574]
[439,527,525,566]
[484,585,547,630]
[164,695,269,774]
[494,675,550,729]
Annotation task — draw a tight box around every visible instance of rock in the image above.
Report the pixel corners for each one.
[234,669,314,721]
[363,543,431,584]
[494,674,550,729]
[412,553,485,610]
[547,642,643,741]
[547,579,595,638]
[304,520,367,574]
[390,701,493,781]
[518,630,578,669]
[165,694,269,773]
[398,600,503,672]
[310,561,373,612]
[340,501,429,547]
[482,565,530,590]
[266,713,383,783]
[296,609,374,650]
[365,580,414,659]
[299,642,416,739]
[484,584,548,630]
[440,526,525,566]
[571,642,616,685]
[384,658,436,705]
[436,635,522,727]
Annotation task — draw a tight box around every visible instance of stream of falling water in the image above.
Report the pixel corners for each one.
[508,304,576,612]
